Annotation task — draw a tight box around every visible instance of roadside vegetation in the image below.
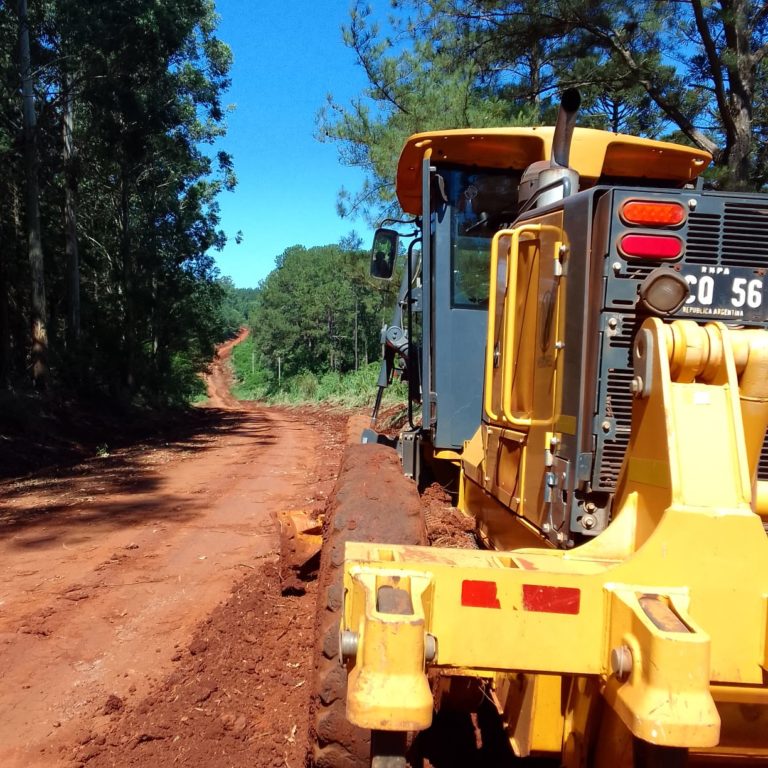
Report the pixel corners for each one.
[231,332,406,407]
[227,242,408,408]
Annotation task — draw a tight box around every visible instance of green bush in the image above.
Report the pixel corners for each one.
[270,363,406,408]
[230,336,270,400]
[167,352,208,405]
[229,340,407,409]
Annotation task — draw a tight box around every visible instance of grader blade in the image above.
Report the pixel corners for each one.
[277,509,322,593]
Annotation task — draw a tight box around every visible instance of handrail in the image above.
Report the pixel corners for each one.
[483,230,505,421]
[484,225,542,423]
[500,225,543,425]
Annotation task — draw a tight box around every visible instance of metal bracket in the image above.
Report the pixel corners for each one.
[399,429,422,481]
[632,328,654,399]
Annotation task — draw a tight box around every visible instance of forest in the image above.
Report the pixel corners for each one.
[230,243,399,401]
[4,0,768,408]
[1,0,234,403]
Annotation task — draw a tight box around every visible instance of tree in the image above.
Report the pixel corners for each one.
[421,0,768,188]
[324,0,768,216]
[250,244,397,384]
[0,0,236,403]
[317,1,538,223]
[18,0,48,386]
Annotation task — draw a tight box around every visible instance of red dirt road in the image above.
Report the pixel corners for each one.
[0,333,347,767]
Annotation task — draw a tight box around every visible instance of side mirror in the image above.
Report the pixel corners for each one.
[370,228,399,280]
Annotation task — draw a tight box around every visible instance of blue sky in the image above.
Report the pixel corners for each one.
[210,0,374,288]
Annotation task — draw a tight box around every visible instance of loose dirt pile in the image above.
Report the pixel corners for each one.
[421,482,477,549]
[72,564,316,768]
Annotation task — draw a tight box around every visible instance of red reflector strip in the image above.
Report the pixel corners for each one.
[619,233,682,260]
[461,580,501,609]
[621,200,685,226]
[522,584,580,615]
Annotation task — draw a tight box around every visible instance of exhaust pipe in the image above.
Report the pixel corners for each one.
[551,88,581,169]
[518,88,582,210]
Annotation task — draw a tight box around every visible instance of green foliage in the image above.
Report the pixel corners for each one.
[230,335,270,401]
[167,350,210,404]
[217,278,259,337]
[226,241,405,408]
[249,243,398,382]
[230,334,407,407]
[317,2,538,222]
[272,363,407,407]
[0,0,236,402]
[324,0,768,218]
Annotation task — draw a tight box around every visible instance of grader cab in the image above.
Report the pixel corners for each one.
[310,91,768,767]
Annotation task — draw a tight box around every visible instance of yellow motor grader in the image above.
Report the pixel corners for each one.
[310,90,768,767]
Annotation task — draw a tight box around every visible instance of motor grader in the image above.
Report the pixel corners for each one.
[310,90,768,767]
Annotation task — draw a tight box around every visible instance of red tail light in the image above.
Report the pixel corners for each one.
[619,233,683,260]
[621,200,686,227]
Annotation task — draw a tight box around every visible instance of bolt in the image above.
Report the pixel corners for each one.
[601,420,611,433]
[581,513,597,530]
[542,522,551,533]
[630,376,644,395]
[555,340,565,350]
[607,317,618,330]
[610,645,633,680]
[688,198,698,210]
[425,634,437,662]
[556,530,567,542]
[612,262,622,274]
[340,630,359,660]
[585,502,596,512]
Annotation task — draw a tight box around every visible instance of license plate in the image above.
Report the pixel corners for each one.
[678,266,767,322]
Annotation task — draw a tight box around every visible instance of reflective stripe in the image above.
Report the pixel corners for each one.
[522,584,580,614]
[461,580,501,609]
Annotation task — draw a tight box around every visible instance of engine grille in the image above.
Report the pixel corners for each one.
[594,191,768,490]
[687,201,768,267]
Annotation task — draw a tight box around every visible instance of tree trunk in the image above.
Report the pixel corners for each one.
[354,296,359,371]
[19,0,48,387]
[721,0,754,189]
[63,72,80,347]
[0,225,9,388]
[120,169,135,395]
[725,105,753,189]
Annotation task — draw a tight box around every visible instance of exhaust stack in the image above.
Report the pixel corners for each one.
[551,88,581,169]
[518,88,582,210]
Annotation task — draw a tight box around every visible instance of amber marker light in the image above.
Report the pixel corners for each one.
[620,200,686,227]
[619,233,683,260]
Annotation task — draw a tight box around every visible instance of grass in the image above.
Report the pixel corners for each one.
[228,335,407,409]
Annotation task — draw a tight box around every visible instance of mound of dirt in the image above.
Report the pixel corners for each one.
[70,563,315,768]
[422,482,477,548]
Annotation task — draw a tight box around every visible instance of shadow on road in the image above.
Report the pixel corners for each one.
[0,403,276,542]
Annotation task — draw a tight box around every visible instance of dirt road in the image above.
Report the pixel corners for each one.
[0,332,346,767]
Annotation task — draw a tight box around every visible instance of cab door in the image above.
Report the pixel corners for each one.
[484,211,567,530]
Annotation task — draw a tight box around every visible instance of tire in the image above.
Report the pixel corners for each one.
[310,443,427,768]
